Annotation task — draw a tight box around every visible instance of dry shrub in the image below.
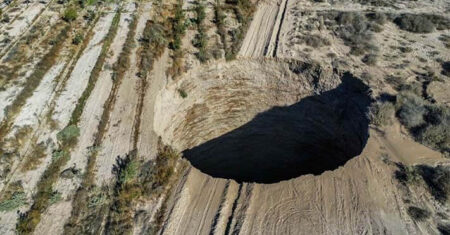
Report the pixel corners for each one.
[394,14,450,33]
[395,92,449,155]
[416,165,450,203]
[21,142,47,172]
[362,53,377,65]
[407,206,431,221]
[320,11,378,55]
[369,101,394,126]
[442,61,450,77]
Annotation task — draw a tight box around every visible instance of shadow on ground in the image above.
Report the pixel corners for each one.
[183,73,373,183]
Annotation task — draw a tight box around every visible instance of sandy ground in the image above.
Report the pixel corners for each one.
[239,0,282,57]
[0,0,449,234]
[9,63,65,135]
[0,1,49,58]
[0,11,115,235]
[159,128,446,235]
[35,6,135,234]
[136,50,170,161]
[95,2,152,185]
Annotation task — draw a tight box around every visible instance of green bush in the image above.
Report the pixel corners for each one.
[192,1,210,63]
[52,150,69,161]
[57,125,80,143]
[178,89,187,98]
[49,191,62,205]
[0,192,27,212]
[72,33,83,45]
[194,1,206,25]
[63,8,78,22]
[84,9,96,22]
[2,14,10,23]
[169,1,186,50]
[119,160,138,185]
[192,30,207,49]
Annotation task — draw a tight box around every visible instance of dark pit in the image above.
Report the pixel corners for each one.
[183,73,372,183]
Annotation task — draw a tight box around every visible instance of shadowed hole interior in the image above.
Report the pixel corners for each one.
[183,73,372,183]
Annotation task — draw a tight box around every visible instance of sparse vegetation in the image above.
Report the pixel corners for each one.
[139,19,167,78]
[415,165,450,203]
[56,124,80,145]
[0,25,70,145]
[140,144,180,195]
[2,14,10,23]
[0,192,26,212]
[213,0,255,60]
[394,14,450,33]
[106,144,180,233]
[320,12,379,55]
[49,191,62,205]
[395,163,450,203]
[0,181,26,212]
[362,53,377,65]
[395,91,450,156]
[178,88,187,98]
[65,13,139,234]
[228,0,255,60]
[106,151,141,234]
[72,33,83,45]
[369,101,395,126]
[394,163,423,184]
[21,142,47,172]
[167,0,187,78]
[193,0,210,62]
[16,11,120,234]
[169,0,187,51]
[297,34,330,48]
[63,8,78,22]
[214,0,227,57]
[70,11,121,126]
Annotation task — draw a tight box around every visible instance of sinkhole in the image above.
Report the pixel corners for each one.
[154,60,372,183]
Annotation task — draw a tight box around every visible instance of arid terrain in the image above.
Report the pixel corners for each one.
[0,0,449,234]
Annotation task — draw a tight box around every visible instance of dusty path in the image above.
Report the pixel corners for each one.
[239,0,283,57]
[136,50,170,161]
[161,169,230,235]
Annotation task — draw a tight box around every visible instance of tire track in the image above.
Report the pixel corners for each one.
[270,0,288,57]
